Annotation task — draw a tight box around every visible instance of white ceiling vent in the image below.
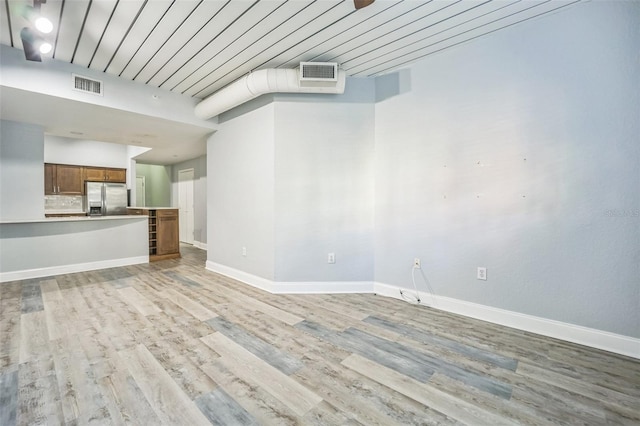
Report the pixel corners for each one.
[72,74,103,96]
[299,62,338,82]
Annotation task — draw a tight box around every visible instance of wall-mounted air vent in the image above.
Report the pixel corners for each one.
[72,74,103,96]
[299,62,338,82]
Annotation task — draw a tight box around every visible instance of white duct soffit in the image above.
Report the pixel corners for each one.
[194,67,346,120]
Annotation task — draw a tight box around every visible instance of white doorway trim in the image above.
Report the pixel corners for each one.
[178,168,195,244]
[135,176,145,207]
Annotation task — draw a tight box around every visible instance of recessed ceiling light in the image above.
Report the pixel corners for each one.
[70,131,84,135]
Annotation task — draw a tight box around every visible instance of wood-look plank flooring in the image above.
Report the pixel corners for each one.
[1,245,639,425]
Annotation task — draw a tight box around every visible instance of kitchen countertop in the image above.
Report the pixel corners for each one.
[0,215,149,225]
[44,210,86,214]
[128,207,178,210]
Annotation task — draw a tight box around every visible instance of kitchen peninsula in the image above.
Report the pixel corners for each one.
[0,214,149,283]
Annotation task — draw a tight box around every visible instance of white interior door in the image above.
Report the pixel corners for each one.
[135,176,145,207]
[178,168,195,244]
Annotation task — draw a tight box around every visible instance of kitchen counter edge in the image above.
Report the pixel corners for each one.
[0,215,150,225]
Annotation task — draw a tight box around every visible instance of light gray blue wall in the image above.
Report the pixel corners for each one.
[208,104,276,280]
[273,79,375,282]
[0,218,148,281]
[136,163,172,207]
[207,80,376,284]
[203,1,638,338]
[0,120,45,220]
[373,1,639,337]
[172,155,207,245]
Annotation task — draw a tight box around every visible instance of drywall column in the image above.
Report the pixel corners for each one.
[273,85,375,284]
[207,103,276,281]
[0,120,45,220]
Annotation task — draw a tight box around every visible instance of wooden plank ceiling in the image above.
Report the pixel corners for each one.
[1,0,581,100]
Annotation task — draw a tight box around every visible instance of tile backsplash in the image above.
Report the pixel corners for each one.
[45,195,84,212]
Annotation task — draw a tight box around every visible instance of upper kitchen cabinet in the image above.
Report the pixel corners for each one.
[84,166,106,182]
[84,167,126,183]
[44,164,83,195]
[44,163,55,194]
[105,168,126,183]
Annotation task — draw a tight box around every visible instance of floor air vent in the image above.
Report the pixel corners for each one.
[72,74,103,96]
[300,62,338,82]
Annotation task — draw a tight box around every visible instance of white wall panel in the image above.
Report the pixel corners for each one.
[44,135,129,168]
[134,1,227,84]
[88,0,145,72]
[52,0,91,62]
[71,0,118,67]
[118,1,200,80]
[105,1,173,75]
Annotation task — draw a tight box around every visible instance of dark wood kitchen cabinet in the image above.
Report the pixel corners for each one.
[157,209,179,256]
[83,166,126,183]
[83,166,106,182]
[44,163,84,195]
[45,163,127,195]
[127,208,180,261]
[105,168,126,182]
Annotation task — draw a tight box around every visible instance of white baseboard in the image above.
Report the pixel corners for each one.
[206,261,275,292]
[205,261,374,294]
[203,263,639,359]
[193,241,207,250]
[272,281,374,294]
[0,256,149,283]
[374,282,640,360]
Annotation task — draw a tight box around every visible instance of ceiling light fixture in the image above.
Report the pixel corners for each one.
[20,0,54,62]
[20,27,52,61]
[22,5,53,33]
[34,15,53,33]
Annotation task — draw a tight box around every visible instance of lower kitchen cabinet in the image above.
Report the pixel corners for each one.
[128,208,180,261]
[157,209,179,256]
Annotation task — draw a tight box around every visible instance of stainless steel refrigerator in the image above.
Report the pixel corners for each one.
[85,182,128,216]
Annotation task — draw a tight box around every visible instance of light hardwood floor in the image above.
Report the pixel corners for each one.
[1,245,638,425]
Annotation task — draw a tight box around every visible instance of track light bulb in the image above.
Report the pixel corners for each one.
[35,16,53,34]
[21,4,53,33]
[39,41,52,54]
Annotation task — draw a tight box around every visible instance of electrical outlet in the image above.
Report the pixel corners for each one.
[477,267,487,280]
[328,253,335,264]
[242,246,247,257]
[413,258,421,269]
